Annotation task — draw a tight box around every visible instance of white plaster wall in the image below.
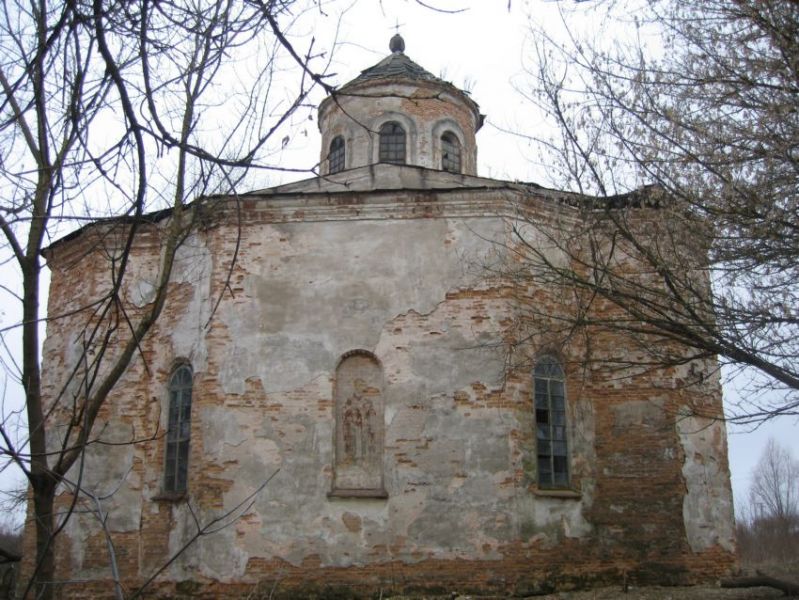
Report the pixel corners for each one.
[677,409,736,553]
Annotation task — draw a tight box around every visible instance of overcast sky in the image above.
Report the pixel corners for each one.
[267,0,549,185]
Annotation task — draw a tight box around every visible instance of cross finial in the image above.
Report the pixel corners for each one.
[393,19,404,34]
[389,21,406,54]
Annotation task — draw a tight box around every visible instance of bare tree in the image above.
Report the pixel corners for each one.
[749,438,799,523]
[509,0,799,422]
[0,1,337,597]
[734,438,798,576]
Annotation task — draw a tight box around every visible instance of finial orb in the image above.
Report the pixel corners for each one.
[389,33,405,53]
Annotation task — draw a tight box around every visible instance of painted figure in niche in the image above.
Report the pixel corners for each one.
[334,352,384,492]
[342,378,377,463]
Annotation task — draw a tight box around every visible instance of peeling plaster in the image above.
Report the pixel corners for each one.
[677,409,736,552]
[217,218,502,394]
[38,189,736,589]
[171,233,212,371]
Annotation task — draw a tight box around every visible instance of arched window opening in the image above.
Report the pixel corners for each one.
[379,121,406,164]
[441,131,461,173]
[164,364,192,494]
[329,136,345,174]
[534,356,569,488]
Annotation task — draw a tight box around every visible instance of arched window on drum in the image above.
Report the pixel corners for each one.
[378,122,406,164]
[329,135,345,174]
[440,131,461,173]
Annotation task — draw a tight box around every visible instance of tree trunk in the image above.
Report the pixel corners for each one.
[721,572,799,596]
[30,477,56,600]
[22,249,56,600]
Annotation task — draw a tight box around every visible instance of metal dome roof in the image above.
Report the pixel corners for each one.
[340,50,447,90]
[319,35,485,134]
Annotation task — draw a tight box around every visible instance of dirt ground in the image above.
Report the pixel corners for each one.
[517,585,785,599]
[384,588,786,600]
[383,564,799,600]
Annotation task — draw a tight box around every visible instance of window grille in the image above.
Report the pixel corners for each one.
[534,356,569,488]
[441,132,461,173]
[379,122,406,164]
[329,136,345,174]
[164,365,192,493]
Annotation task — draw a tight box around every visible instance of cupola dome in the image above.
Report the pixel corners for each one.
[318,37,484,176]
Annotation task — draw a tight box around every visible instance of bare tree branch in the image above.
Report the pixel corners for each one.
[510,0,799,423]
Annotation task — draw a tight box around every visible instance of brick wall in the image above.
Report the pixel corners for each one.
[22,186,736,598]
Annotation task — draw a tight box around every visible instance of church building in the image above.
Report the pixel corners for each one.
[29,35,735,597]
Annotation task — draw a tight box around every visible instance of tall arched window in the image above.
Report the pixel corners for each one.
[329,136,345,174]
[441,131,461,173]
[164,364,192,494]
[534,356,569,488]
[378,121,406,164]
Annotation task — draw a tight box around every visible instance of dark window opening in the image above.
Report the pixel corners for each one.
[329,136,345,174]
[534,356,569,488]
[379,121,406,164]
[164,365,192,494]
[441,131,461,173]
